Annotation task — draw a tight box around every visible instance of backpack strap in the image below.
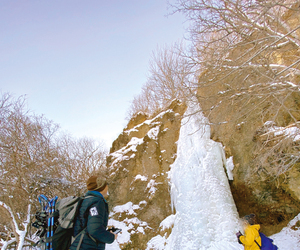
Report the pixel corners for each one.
[254,229,261,249]
[255,239,261,249]
[72,224,96,250]
[75,228,86,250]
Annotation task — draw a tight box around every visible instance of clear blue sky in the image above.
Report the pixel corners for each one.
[0,0,187,148]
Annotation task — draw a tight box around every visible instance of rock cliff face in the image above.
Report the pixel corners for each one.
[106,100,186,249]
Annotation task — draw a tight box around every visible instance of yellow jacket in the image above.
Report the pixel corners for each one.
[239,224,261,250]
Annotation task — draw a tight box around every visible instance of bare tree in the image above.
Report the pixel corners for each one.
[56,135,107,195]
[169,0,300,177]
[170,0,300,104]
[254,121,300,180]
[0,93,108,248]
[127,43,195,118]
[0,94,59,249]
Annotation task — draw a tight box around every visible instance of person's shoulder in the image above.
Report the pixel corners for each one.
[82,192,102,206]
[85,191,103,199]
[246,224,260,232]
[85,193,105,204]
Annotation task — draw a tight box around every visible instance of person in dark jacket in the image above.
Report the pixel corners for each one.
[70,175,117,250]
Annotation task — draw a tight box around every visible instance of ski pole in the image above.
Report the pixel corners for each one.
[47,198,54,250]
[50,196,58,250]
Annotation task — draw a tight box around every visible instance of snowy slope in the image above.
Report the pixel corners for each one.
[271,213,300,250]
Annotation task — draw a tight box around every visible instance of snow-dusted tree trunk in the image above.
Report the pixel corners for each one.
[0,202,31,250]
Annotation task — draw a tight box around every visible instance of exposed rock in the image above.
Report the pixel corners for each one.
[106,99,186,249]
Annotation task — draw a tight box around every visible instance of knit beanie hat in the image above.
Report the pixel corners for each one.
[244,214,256,225]
[86,175,107,192]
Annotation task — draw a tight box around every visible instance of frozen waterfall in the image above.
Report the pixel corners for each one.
[165,103,243,250]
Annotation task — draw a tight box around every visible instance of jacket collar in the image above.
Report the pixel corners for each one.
[248,224,261,231]
[86,190,107,203]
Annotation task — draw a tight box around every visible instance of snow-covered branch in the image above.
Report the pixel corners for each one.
[0,201,32,250]
[1,238,17,250]
[0,201,19,233]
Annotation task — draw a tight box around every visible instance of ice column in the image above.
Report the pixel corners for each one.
[166,103,243,250]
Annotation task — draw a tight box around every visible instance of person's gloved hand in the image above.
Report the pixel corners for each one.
[236,231,243,244]
[108,227,116,232]
[236,231,242,238]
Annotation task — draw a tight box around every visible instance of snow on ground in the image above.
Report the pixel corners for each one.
[270,213,300,249]
[134,174,148,181]
[109,137,144,170]
[107,216,151,250]
[147,126,160,140]
[112,202,140,216]
[159,214,176,231]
